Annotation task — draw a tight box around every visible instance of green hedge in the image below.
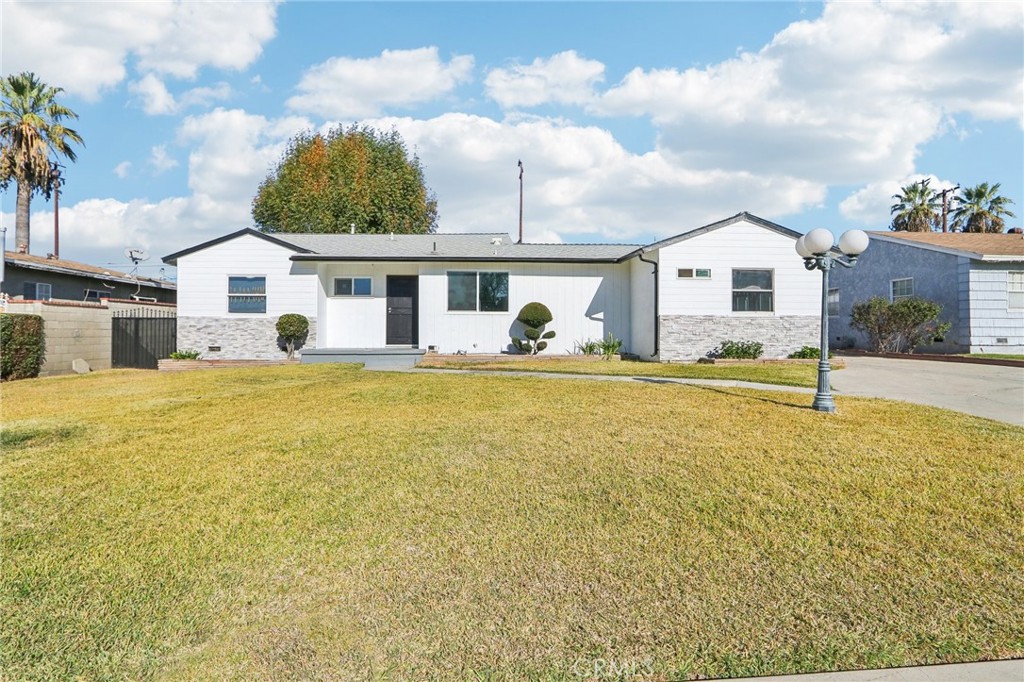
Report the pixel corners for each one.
[1,313,46,381]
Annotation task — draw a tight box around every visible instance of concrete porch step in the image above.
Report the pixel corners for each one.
[299,347,427,369]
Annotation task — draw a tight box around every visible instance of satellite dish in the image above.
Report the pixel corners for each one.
[124,247,150,263]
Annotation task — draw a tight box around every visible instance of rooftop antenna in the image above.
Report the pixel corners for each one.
[517,160,524,244]
[124,247,150,297]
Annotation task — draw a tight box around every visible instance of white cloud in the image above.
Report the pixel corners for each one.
[149,146,179,174]
[113,161,133,179]
[362,113,824,241]
[130,74,177,115]
[130,75,232,115]
[838,174,959,225]
[286,47,475,119]
[591,0,1023,185]
[485,50,605,109]
[1,1,278,99]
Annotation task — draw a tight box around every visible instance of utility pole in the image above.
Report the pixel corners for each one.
[938,184,959,233]
[517,160,524,244]
[50,163,62,258]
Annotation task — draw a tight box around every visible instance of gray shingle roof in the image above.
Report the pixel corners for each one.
[279,232,641,262]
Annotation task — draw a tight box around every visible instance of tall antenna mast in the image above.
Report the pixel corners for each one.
[517,160,524,244]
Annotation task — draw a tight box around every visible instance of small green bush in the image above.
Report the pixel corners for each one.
[598,333,623,360]
[708,340,764,360]
[787,345,833,360]
[276,314,310,359]
[574,339,601,355]
[512,302,555,355]
[1,313,46,380]
[169,349,202,360]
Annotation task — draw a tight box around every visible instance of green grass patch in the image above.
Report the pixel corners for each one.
[962,353,1024,361]
[417,356,822,387]
[1,366,1021,680]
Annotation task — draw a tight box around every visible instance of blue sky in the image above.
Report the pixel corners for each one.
[2,1,1021,279]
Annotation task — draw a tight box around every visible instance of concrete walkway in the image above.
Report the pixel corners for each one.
[723,659,1022,682]
[408,357,1023,426]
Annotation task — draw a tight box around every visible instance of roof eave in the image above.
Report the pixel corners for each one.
[289,255,633,264]
[162,228,315,265]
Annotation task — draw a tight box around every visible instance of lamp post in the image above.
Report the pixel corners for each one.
[795,228,869,413]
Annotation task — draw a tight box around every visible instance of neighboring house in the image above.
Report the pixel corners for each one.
[829,232,1024,354]
[162,212,825,362]
[1,251,176,304]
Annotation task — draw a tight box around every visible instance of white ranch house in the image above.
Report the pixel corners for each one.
[163,212,825,363]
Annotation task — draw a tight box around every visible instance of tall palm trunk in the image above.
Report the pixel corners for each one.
[15,181,31,252]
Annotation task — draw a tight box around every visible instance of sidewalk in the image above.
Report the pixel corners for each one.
[723,659,1022,682]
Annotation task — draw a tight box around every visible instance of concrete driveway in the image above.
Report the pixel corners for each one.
[830,356,1024,426]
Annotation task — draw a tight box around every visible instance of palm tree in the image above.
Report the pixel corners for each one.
[951,183,1016,233]
[0,72,83,253]
[890,179,940,232]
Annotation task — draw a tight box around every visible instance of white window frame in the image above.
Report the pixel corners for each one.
[677,268,712,279]
[890,277,914,301]
[332,276,373,297]
[227,275,267,314]
[827,288,839,317]
[32,283,52,301]
[446,270,510,313]
[731,268,774,314]
[1008,271,1024,310]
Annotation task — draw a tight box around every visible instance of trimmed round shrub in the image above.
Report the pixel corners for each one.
[524,328,541,341]
[276,314,309,339]
[517,302,552,329]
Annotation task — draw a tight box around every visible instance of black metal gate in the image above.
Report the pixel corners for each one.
[112,309,177,369]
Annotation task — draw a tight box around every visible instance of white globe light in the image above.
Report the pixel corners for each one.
[803,228,835,255]
[839,229,869,256]
[795,236,813,258]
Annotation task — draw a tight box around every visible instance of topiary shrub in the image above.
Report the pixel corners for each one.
[276,313,310,359]
[1,313,46,380]
[511,302,555,354]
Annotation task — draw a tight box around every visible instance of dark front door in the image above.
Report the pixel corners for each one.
[386,276,418,346]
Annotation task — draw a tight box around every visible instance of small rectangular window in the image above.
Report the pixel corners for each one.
[23,282,51,300]
[447,271,509,312]
[827,288,839,317]
[228,276,266,313]
[695,269,711,279]
[1008,272,1024,310]
[333,277,372,297]
[732,269,774,312]
[84,289,108,302]
[678,268,711,279]
[891,278,914,301]
[677,268,694,278]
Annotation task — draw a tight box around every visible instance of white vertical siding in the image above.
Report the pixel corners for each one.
[175,234,317,318]
[655,221,820,316]
[416,262,631,354]
[630,255,657,359]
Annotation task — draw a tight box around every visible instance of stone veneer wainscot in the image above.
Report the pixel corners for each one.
[659,314,818,361]
[178,317,318,360]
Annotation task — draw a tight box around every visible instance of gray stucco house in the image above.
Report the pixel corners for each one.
[829,232,1024,354]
